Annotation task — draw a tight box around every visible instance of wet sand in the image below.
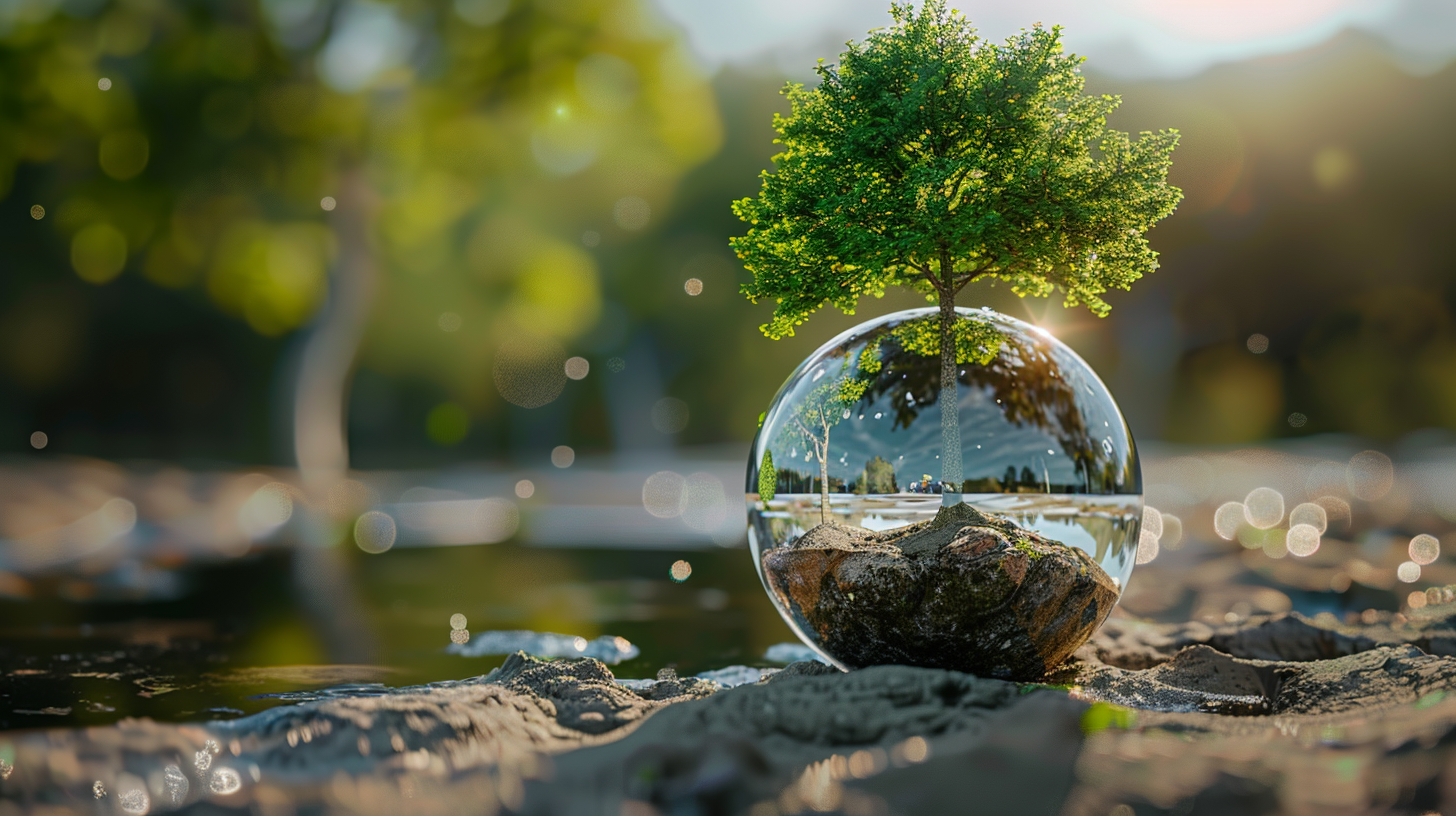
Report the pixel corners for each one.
[5,605,1456,814]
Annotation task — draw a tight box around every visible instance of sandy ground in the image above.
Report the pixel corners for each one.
[4,605,1456,815]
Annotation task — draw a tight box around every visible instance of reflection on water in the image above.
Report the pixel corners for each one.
[447,631,640,663]
[0,543,790,732]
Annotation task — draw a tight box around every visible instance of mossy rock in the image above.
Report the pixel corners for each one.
[762,502,1118,680]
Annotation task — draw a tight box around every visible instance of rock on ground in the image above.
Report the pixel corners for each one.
[762,502,1119,680]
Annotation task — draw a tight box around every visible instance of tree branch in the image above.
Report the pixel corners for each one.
[920,265,947,294]
[791,414,817,445]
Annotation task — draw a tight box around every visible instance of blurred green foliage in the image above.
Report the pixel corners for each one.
[1,0,722,461]
[2,3,1456,462]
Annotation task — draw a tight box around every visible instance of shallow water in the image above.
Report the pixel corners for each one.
[3,439,1443,736]
[0,543,797,732]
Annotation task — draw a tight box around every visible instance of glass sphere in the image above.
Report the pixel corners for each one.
[746,307,1142,673]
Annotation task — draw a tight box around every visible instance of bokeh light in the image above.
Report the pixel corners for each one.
[1410,534,1440,566]
[514,479,535,499]
[651,397,690,434]
[1288,412,1307,428]
[1262,528,1288,559]
[1246,334,1269,353]
[1289,502,1327,533]
[607,356,626,373]
[1142,506,1164,540]
[1243,487,1284,529]
[1397,561,1422,583]
[437,312,462,332]
[895,736,929,765]
[643,470,686,518]
[551,445,575,468]
[29,431,47,449]
[684,278,703,296]
[681,472,727,533]
[1213,501,1245,540]
[450,629,469,645]
[669,559,692,582]
[1136,530,1159,564]
[98,130,150,180]
[70,224,128,284]
[613,196,651,230]
[564,356,590,380]
[118,788,148,813]
[1161,514,1184,549]
[320,196,337,211]
[450,613,467,631]
[28,205,43,220]
[97,77,111,91]
[1287,523,1321,557]
[209,768,241,795]
[1347,450,1395,501]
[238,482,294,539]
[493,337,568,408]
[1315,495,1352,530]
[354,510,397,554]
[1410,591,1428,609]
[475,497,520,543]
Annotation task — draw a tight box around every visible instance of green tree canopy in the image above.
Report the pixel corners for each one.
[732,1,1181,335]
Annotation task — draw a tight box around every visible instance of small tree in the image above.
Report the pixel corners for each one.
[776,342,881,523]
[863,455,899,494]
[733,1,1181,508]
[758,450,778,501]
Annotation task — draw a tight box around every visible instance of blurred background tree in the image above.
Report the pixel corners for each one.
[4,0,1456,467]
[0,0,721,475]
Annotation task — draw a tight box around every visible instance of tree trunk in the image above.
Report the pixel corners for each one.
[294,167,376,488]
[818,441,831,524]
[939,290,963,508]
[289,165,378,664]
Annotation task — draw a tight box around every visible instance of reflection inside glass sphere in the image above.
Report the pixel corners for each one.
[747,307,1142,675]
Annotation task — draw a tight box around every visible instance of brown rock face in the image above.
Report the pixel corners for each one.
[762,502,1119,680]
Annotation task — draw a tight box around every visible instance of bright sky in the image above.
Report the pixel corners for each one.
[651,0,1456,77]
